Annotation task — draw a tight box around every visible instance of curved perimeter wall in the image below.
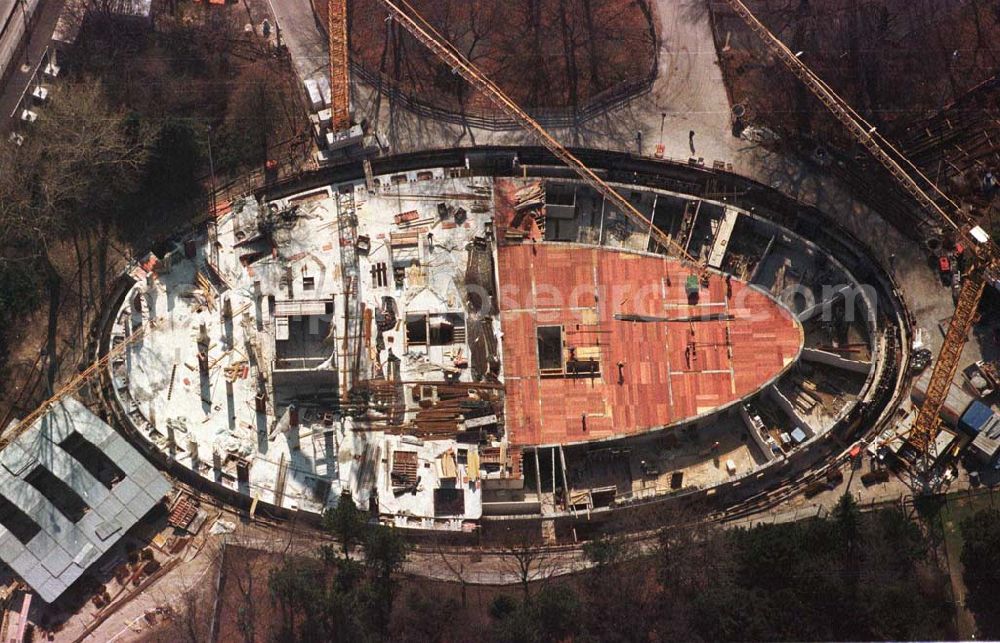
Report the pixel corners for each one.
[94,147,913,540]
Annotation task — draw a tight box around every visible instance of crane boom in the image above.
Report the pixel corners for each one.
[721,0,1000,461]
[379,0,702,270]
[720,0,962,239]
[381,0,998,461]
[909,272,986,451]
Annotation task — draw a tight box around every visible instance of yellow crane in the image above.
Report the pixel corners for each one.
[720,0,1000,462]
[328,0,351,131]
[368,0,999,464]
[0,320,155,450]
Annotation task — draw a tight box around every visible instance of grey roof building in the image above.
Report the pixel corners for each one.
[0,397,170,602]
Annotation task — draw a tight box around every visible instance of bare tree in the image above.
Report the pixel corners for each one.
[494,525,562,600]
[1,80,147,260]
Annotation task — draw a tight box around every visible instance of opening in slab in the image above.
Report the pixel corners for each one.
[24,466,90,523]
[60,431,126,489]
[0,493,41,544]
[536,325,564,374]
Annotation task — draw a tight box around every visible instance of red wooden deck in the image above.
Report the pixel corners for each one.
[498,244,803,447]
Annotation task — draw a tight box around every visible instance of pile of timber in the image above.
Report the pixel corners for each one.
[353,379,405,425]
[402,382,503,437]
[510,181,545,232]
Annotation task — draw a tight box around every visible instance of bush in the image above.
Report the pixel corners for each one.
[488,594,518,620]
[960,508,1000,638]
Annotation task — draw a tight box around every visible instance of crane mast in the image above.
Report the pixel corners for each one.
[319,0,1000,465]
[328,0,351,131]
[910,272,986,450]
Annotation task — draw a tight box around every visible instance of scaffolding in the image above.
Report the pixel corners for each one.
[336,189,362,397]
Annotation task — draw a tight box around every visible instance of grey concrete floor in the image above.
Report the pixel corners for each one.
[263,0,327,85]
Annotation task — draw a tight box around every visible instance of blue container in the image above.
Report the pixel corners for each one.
[959,400,995,436]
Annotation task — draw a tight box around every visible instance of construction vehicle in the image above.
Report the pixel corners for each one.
[720,0,1000,470]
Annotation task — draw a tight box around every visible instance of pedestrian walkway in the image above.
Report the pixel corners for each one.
[0,0,65,136]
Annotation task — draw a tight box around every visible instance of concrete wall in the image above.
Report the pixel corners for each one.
[739,403,777,462]
[482,500,543,516]
[801,347,872,375]
[93,148,912,541]
[767,384,816,439]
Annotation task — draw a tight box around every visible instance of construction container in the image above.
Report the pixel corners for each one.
[971,414,1000,465]
[959,400,995,436]
[911,371,975,427]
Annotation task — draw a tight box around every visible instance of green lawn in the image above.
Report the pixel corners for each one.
[936,490,999,639]
[940,491,1000,553]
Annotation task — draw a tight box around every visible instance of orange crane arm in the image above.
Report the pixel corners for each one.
[720,0,961,239]
[1,320,154,450]
[378,0,702,270]
[329,0,351,130]
[908,272,985,450]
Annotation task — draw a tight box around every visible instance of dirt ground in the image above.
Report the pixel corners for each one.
[0,233,128,429]
[314,0,657,115]
[711,0,1000,145]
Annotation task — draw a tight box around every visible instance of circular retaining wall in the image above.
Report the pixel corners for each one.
[93,147,912,541]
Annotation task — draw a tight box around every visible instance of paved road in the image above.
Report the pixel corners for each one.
[346,0,741,162]
[0,0,65,135]
[264,0,326,87]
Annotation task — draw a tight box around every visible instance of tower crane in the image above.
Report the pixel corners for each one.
[720,0,1000,464]
[328,0,991,467]
[370,0,998,466]
[328,0,351,132]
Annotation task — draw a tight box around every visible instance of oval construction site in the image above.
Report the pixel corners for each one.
[3,0,1000,630]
